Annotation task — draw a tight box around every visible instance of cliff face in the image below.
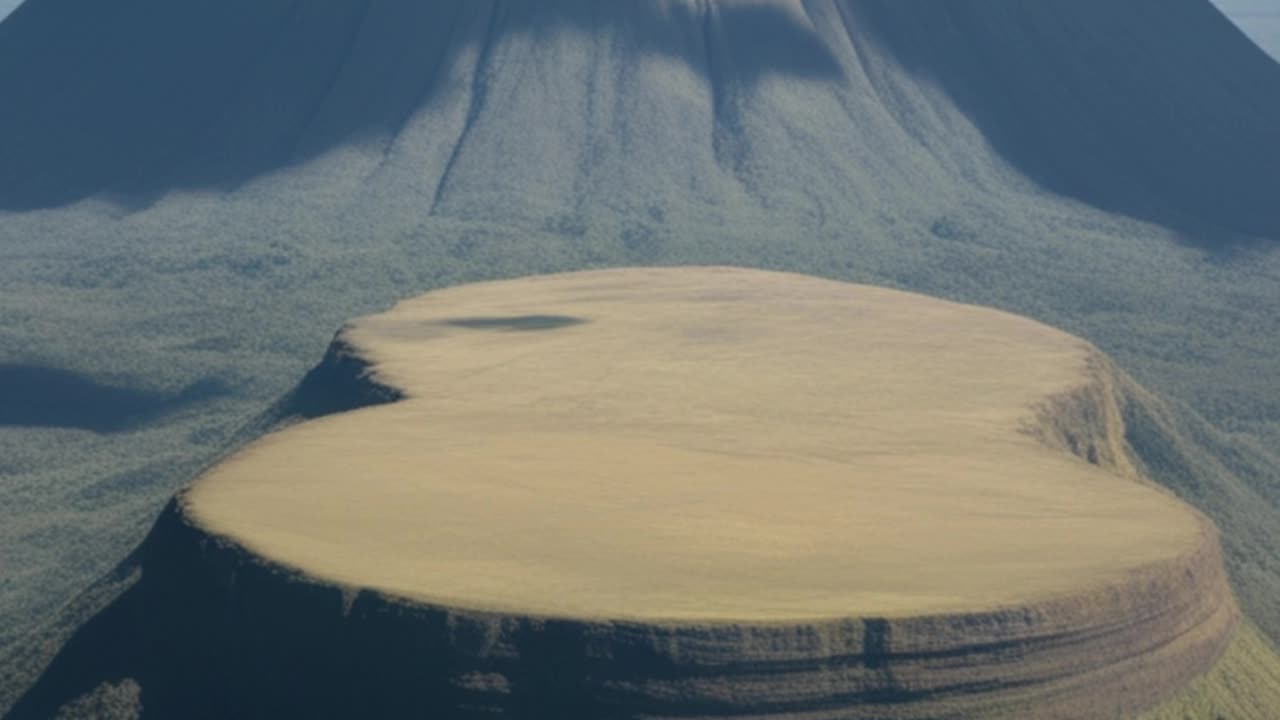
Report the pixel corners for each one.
[5,270,1243,719]
[6,500,1236,720]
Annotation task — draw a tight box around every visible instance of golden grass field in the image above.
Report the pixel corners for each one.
[185,267,1207,623]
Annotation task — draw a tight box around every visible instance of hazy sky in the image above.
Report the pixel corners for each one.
[1214,0,1280,60]
[0,0,1275,60]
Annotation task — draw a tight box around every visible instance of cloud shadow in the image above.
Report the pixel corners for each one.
[0,364,229,433]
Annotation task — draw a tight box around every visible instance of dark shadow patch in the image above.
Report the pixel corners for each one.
[270,336,404,422]
[862,618,891,670]
[443,315,586,332]
[0,365,230,434]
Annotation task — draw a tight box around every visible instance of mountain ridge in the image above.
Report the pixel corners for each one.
[1,1,1278,242]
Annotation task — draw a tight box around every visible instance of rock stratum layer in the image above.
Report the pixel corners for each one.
[8,269,1237,719]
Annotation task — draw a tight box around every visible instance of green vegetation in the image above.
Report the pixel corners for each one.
[1139,623,1280,719]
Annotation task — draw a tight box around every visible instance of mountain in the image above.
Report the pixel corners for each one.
[1,1,1279,715]
[1,0,1278,238]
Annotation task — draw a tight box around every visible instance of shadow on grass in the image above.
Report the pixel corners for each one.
[0,364,229,433]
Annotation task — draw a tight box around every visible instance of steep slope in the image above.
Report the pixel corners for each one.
[0,1,1277,240]
[6,269,1246,719]
[2,1,1280,710]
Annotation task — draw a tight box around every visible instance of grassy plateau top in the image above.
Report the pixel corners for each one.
[185,268,1204,622]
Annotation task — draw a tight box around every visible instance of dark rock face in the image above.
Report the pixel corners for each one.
[272,333,403,421]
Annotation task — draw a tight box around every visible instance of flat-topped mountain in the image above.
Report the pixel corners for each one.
[190,268,1210,623]
[8,269,1253,719]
